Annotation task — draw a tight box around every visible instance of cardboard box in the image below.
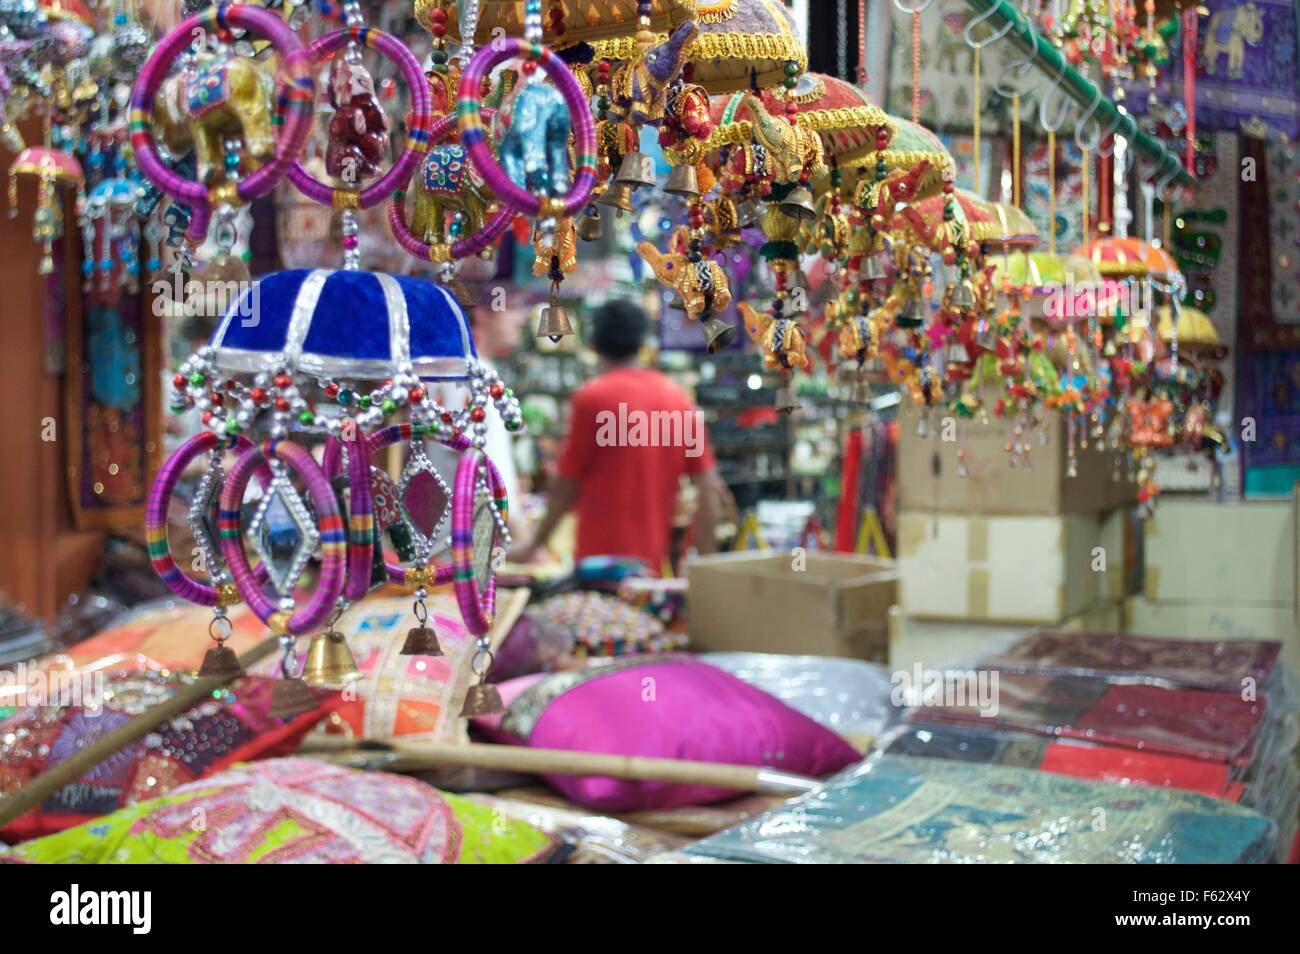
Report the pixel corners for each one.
[1099,506,1143,601]
[897,405,1138,515]
[686,550,896,661]
[888,601,1125,671]
[1124,596,1300,675]
[897,510,1106,624]
[1143,499,1293,606]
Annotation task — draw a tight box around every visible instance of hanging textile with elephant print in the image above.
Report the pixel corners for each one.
[1131,0,1300,141]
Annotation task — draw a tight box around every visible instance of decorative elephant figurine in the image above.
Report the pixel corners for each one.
[838,314,875,362]
[636,240,732,320]
[154,53,275,185]
[410,143,492,244]
[609,20,699,127]
[858,159,933,221]
[732,92,825,184]
[499,80,571,197]
[1203,2,1263,80]
[739,302,812,372]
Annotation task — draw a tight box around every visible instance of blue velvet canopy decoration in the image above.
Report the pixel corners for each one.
[209,269,477,380]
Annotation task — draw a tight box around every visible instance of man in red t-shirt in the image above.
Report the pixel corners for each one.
[514,299,719,574]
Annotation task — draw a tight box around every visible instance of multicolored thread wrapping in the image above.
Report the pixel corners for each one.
[218,439,347,634]
[145,432,271,606]
[455,38,598,219]
[286,25,432,210]
[129,4,317,241]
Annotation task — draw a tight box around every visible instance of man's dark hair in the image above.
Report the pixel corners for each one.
[591,298,648,360]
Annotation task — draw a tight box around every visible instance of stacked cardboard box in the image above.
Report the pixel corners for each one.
[1124,498,1299,672]
[687,551,897,662]
[892,407,1138,669]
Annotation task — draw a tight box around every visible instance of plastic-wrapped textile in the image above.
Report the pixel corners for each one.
[700,653,897,746]
[683,755,1277,864]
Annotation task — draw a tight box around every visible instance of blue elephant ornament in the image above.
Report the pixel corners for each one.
[499,79,572,198]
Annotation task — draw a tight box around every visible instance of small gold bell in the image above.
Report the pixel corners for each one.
[861,253,888,280]
[774,385,801,414]
[895,297,924,328]
[950,280,975,309]
[576,211,603,241]
[301,631,363,689]
[701,316,736,353]
[666,292,688,312]
[268,677,320,720]
[849,377,872,404]
[778,185,818,223]
[664,163,701,198]
[536,303,574,343]
[595,182,635,215]
[460,681,504,717]
[734,198,762,227]
[197,643,243,680]
[944,341,971,364]
[400,624,443,657]
[614,150,657,190]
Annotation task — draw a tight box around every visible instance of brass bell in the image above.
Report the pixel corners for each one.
[895,297,924,328]
[576,211,603,241]
[849,377,873,404]
[615,150,657,190]
[861,253,888,281]
[444,278,476,308]
[735,198,762,227]
[944,341,970,364]
[460,681,504,717]
[301,631,363,689]
[774,385,801,414]
[666,292,688,312]
[664,163,701,198]
[197,642,244,680]
[596,182,635,216]
[268,677,320,720]
[536,302,574,343]
[701,316,736,353]
[975,324,1000,352]
[778,185,818,223]
[400,624,443,657]
[950,280,975,309]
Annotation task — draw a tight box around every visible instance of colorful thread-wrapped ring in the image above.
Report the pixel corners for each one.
[455,38,598,219]
[145,431,272,606]
[218,438,347,635]
[287,25,431,211]
[129,3,315,242]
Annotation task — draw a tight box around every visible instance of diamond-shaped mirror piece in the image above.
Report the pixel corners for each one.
[398,447,451,564]
[248,470,320,598]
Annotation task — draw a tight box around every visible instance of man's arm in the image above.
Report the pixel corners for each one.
[690,469,720,555]
[511,475,579,561]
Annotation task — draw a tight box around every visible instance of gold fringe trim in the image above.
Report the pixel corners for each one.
[697,0,737,23]
[800,105,890,137]
[422,0,700,43]
[593,30,805,71]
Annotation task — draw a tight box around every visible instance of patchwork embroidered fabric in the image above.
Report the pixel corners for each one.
[1,758,557,864]
[685,755,1277,864]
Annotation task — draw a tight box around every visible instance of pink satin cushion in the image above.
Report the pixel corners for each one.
[477,660,860,812]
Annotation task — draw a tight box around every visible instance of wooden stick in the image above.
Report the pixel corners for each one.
[0,636,280,830]
[300,737,822,796]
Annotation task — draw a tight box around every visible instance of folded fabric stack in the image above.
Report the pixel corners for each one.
[683,755,1277,864]
[888,632,1299,861]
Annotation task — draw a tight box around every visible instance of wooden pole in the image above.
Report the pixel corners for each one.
[0,636,280,830]
[300,736,823,796]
